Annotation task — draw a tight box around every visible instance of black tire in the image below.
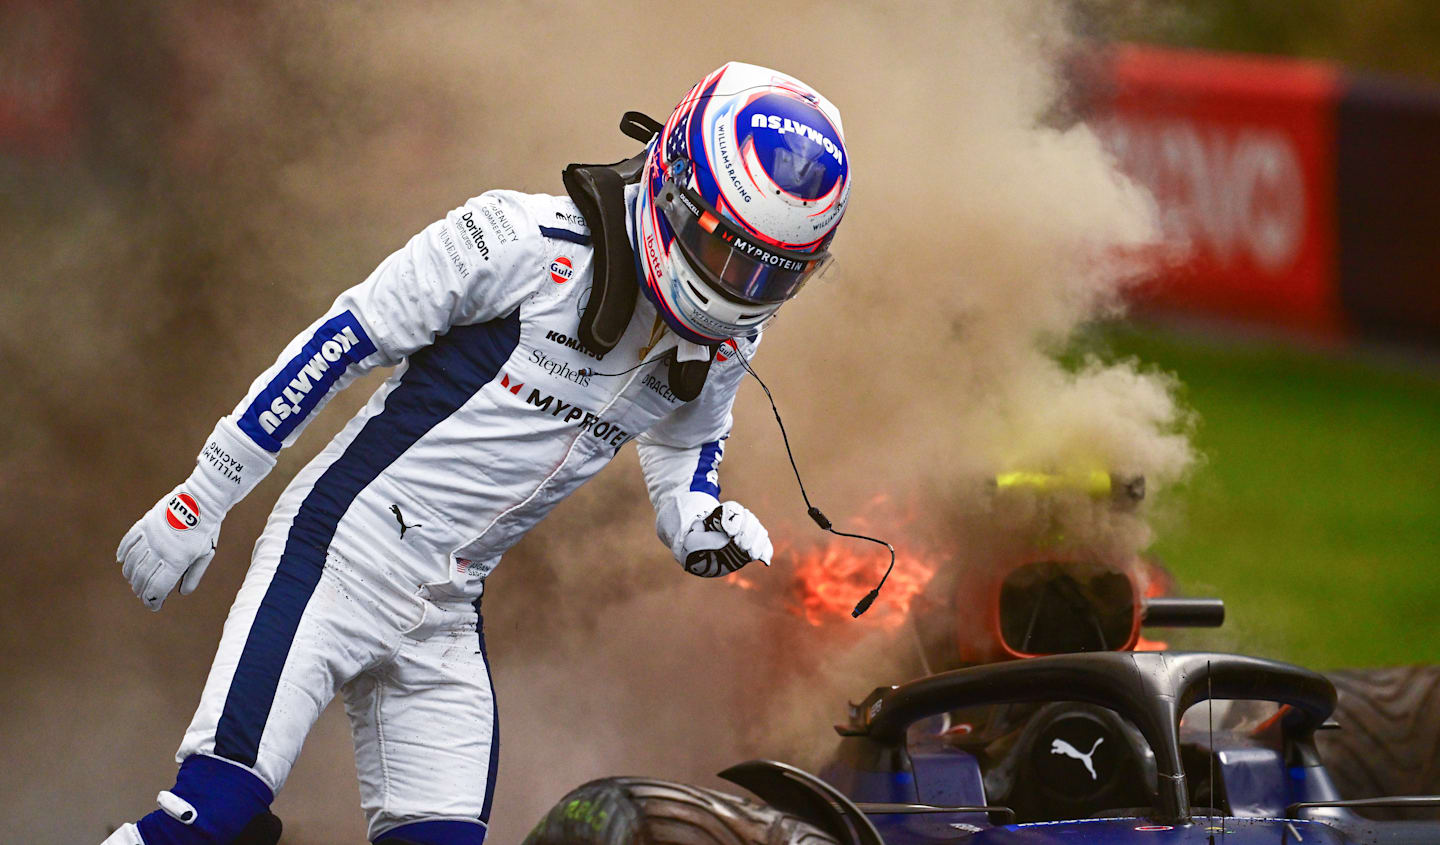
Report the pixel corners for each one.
[1317,665,1440,820]
[521,776,841,845]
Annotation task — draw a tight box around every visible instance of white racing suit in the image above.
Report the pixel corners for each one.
[155,185,758,843]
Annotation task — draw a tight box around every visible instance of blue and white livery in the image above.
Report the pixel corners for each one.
[636,61,851,343]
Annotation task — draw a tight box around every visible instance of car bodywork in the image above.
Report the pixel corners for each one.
[718,651,1439,842]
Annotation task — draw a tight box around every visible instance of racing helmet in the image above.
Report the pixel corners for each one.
[635,62,851,343]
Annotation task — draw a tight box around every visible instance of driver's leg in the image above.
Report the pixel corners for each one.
[107,533,397,844]
[347,595,498,844]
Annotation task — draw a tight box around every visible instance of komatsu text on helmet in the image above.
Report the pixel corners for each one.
[634,62,851,344]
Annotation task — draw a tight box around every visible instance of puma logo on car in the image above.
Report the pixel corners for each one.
[390,504,422,539]
[1050,737,1104,781]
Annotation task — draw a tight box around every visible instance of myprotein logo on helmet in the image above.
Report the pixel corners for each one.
[166,493,200,531]
[717,227,809,272]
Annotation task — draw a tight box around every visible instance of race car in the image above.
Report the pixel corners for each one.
[523,476,1440,844]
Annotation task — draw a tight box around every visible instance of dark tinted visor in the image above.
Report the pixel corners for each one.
[656,181,831,305]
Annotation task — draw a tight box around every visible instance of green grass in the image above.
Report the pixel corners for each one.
[1095,324,1440,670]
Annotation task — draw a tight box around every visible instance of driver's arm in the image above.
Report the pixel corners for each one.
[636,335,772,575]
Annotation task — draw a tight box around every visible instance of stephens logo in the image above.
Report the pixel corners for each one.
[530,348,591,387]
[717,226,808,272]
[166,493,201,531]
[458,212,490,260]
[520,389,632,454]
[549,256,573,284]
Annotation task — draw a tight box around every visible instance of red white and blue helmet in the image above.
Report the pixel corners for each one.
[635,62,851,343]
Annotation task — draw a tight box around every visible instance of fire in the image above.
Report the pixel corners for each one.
[783,539,938,629]
[723,495,940,629]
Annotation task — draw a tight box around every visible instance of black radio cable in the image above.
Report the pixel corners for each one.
[730,345,896,618]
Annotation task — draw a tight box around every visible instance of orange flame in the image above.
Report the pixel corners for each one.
[782,539,938,630]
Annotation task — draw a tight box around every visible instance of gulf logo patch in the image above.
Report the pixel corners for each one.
[166,493,201,531]
[549,256,573,284]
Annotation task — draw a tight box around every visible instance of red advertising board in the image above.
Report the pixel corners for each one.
[1087,45,1344,336]
[0,0,82,158]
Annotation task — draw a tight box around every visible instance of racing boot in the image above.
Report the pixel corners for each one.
[102,754,282,844]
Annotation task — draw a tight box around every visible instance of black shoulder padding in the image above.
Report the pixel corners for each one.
[561,111,662,355]
[667,349,715,403]
[562,163,635,354]
[564,111,714,404]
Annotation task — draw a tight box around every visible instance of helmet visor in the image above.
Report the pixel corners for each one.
[657,182,831,305]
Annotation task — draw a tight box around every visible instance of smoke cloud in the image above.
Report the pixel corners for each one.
[1,1,1193,842]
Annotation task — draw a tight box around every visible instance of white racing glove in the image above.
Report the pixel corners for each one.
[117,419,275,610]
[672,491,774,578]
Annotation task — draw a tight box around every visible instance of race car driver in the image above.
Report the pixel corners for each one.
[105,61,851,845]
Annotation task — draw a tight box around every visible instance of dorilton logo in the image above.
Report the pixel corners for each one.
[166,493,201,531]
[521,389,631,453]
[544,329,604,361]
[459,211,490,260]
[256,323,368,436]
[749,113,844,164]
[500,373,524,395]
[530,348,591,387]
